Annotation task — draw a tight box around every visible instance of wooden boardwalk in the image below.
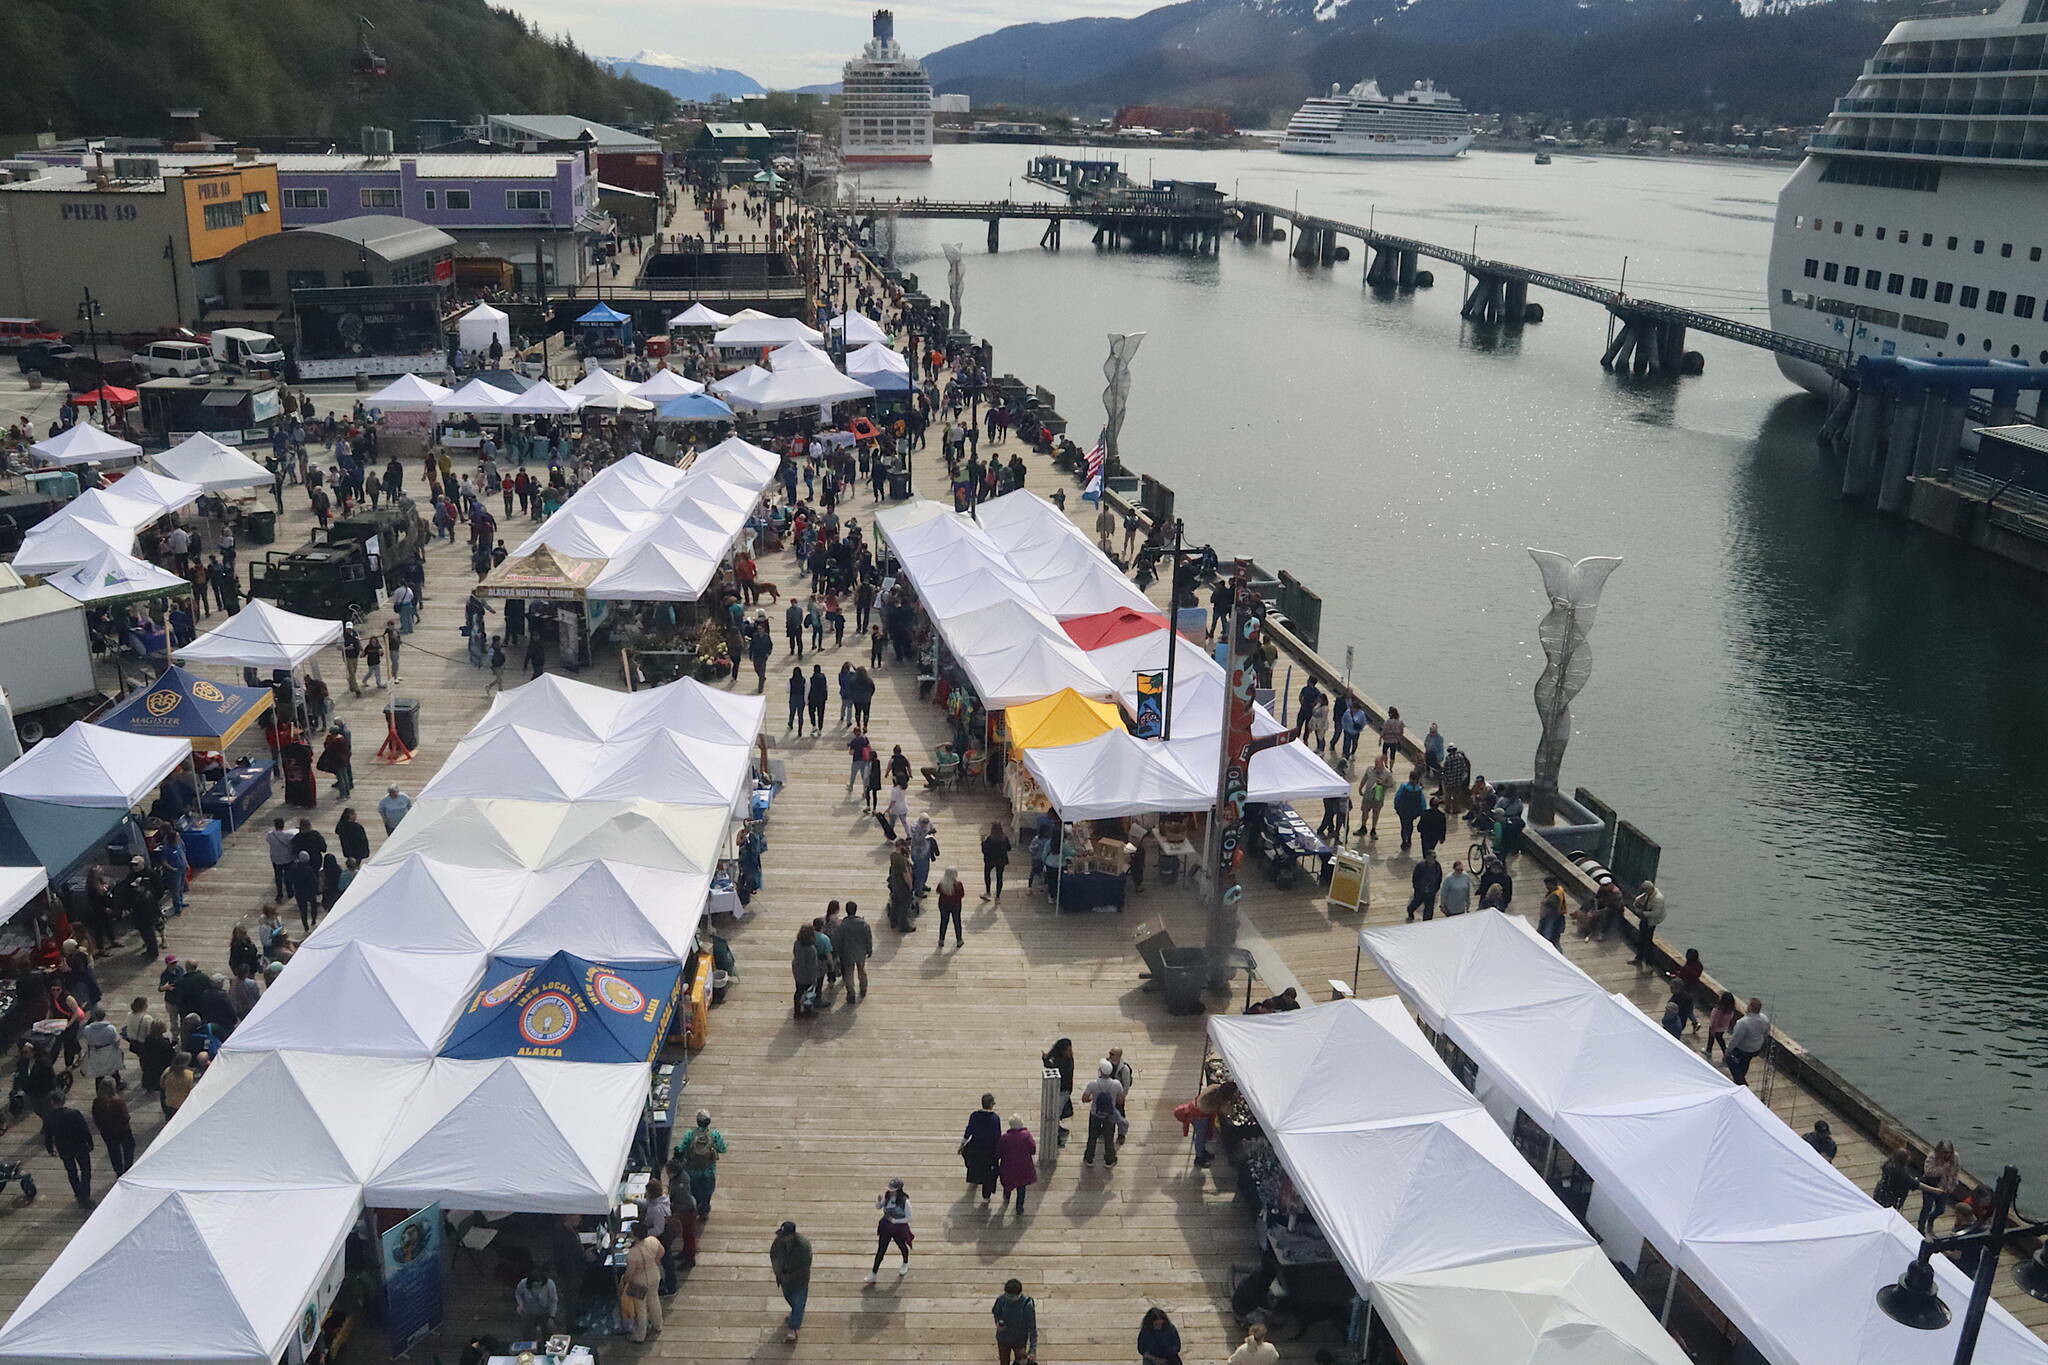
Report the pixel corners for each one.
[0,201,2039,1364]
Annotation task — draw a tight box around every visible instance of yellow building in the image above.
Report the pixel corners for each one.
[0,155,282,336]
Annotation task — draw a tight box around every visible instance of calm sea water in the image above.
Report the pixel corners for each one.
[851,144,2048,1170]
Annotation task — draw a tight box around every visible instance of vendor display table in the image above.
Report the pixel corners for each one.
[178,818,223,869]
[705,877,744,920]
[1053,869,1124,913]
[201,762,272,833]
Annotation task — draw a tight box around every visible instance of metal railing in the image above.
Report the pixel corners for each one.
[843,197,1227,222]
[1233,200,1850,368]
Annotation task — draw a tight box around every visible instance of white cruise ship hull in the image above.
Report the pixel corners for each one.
[1279,132,1473,158]
[1768,153,2048,399]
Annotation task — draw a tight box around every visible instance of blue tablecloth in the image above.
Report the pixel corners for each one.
[179,818,223,869]
[201,763,272,833]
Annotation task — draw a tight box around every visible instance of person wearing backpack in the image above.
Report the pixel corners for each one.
[1080,1061,1125,1168]
[991,1279,1038,1365]
[675,1110,727,1219]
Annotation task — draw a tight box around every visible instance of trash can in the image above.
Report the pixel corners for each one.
[888,470,911,500]
[1159,946,1209,1016]
[245,508,277,545]
[388,698,421,750]
[710,970,732,1006]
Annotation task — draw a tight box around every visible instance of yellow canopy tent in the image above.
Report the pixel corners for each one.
[1006,688,1123,754]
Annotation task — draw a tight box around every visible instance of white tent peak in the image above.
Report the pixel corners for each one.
[177,599,343,670]
[0,1183,361,1365]
[0,721,188,808]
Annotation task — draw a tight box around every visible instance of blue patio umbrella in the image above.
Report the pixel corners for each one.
[441,950,681,1063]
[654,393,736,423]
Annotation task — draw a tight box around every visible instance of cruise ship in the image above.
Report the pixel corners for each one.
[1278,79,1474,158]
[1769,0,2048,396]
[838,9,933,165]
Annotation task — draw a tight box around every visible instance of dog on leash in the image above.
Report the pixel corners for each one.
[752,580,782,603]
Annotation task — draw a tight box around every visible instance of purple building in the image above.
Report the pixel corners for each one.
[156,151,604,291]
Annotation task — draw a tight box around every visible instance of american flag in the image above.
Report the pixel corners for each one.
[1082,441,1105,502]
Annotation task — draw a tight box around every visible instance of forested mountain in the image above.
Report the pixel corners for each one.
[923,0,1908,127]
[0,0,675,140]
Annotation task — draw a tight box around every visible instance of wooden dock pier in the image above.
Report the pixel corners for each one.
[0,188,2041,1365]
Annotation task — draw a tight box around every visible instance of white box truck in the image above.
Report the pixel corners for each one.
[0,585,101,745]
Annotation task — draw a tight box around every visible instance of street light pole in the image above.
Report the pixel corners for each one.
[77,288,107,427]
[1875,1163,2048,1363]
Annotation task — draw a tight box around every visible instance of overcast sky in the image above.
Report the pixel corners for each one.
[494,0,1161,87]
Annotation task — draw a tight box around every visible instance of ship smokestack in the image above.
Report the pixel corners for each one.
[873,9,894,43]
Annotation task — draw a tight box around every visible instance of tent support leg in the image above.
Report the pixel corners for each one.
[1351,939,1361,996]
[1659,1266,1679,1324]
[1542,1135,1557,1183]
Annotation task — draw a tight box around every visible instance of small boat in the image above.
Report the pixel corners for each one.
[1534,151,1552,165]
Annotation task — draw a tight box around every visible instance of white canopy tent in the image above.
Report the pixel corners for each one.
[585,531,723,601]
[420,723,750,808]
[1362,913,2048,1365]
[1021,730,1209,820]
[830,311,891,346]
[845,342,910,380]
[499,379,586,417]
[30,421,142,467]
[1372,1248,1700,1365]
[0,723,187,807]
[1208,1001,1690,1365]
[128,1050,427,1188]
[305,854,525,955]
[364,373,452,412]
[493,860,709,962]
[712,364,772,403]
[477,674,765,747]
[688,435,782,485]
[569,368,655,412]
[374,798,729,874]
[725,308,774,323]
[420,725,604,804]
[149,433,274,493]
[223,940,482,1057]
[177,599,342,670]
[456,302,511,355]
[10,515,132,575]
[713,315,824,348]
[433,377,514,415]
[719,364,875,417]
[60,487,163,532]
[107,466,203,518]
[366,1057,649,1215]
[0,1183,361,1365]
[669,303,729,328]
[767,339,838,371]
[0,866,47,921]
[42,547,191,605]
[633,367,706,400]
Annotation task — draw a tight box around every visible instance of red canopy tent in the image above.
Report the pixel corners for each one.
[69,385,140,410]
[1061,606,1167,652]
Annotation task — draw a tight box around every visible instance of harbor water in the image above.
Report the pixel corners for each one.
[854,144,2047,1170]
